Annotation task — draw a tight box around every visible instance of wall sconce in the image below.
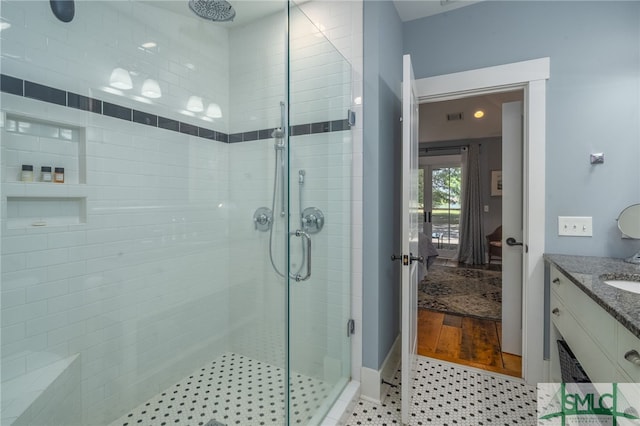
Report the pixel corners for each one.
[187,96,204,112]
[109,67,133,90]
[206,103,222,118]
[141,79,162,98]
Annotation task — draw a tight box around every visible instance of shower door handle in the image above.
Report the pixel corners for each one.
[293,230,311,282]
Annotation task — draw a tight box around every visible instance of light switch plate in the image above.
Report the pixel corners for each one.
[558,216,593,237]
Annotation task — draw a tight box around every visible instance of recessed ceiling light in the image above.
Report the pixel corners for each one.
[473,110,485,119]
[141,41,157,49]
[0,22,11,31]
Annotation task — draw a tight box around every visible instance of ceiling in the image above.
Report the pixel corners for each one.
[393,0,483,22]
[419,91,524,143]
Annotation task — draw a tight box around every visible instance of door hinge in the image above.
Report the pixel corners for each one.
[347,319,355,337]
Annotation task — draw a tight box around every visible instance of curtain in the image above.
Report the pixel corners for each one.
[456,145,485,264]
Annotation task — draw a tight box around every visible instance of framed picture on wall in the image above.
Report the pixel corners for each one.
[491,170,502,196]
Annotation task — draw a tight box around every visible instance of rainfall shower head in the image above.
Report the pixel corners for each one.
[189,0,236,22]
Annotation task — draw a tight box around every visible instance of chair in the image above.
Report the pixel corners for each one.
[486,225,502,264]
[431,232,442,249]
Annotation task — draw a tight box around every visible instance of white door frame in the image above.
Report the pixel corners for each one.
[415,58,549,384]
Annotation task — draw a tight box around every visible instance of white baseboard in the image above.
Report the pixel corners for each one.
[359,335,401,404]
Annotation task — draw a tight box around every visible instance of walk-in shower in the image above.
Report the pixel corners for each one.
[0,1,353,425]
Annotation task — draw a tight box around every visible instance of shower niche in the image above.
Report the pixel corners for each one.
[1,113,88,228]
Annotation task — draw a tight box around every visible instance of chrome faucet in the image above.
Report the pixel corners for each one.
[625,250,640,265]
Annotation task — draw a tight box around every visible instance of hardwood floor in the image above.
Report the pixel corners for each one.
[417,309,522,378]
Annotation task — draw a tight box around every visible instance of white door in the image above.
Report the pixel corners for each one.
[501,101,524,357]
[401,54,419,425]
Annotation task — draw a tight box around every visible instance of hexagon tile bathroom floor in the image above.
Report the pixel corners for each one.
[346,356,537,425]
[110,352,331,426]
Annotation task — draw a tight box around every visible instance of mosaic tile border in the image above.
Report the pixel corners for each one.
[1,74,350,144]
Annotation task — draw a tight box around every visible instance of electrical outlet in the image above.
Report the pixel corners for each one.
[558,216,592,237]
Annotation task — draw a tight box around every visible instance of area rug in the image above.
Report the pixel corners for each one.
[418,264,502,321]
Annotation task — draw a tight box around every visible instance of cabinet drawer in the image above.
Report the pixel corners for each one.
[617,323,640,382]
[550,294,616,382]
[550,268,616,359]
[550,266,572,304]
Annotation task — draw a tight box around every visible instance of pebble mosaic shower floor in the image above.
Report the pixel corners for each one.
[346,356,537,426]
[110,352,331,426]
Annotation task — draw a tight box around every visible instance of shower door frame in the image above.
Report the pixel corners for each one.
[284,2,354,423]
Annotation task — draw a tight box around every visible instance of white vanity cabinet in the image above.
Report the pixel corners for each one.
[617,323,640,382]
[549,265,640,383]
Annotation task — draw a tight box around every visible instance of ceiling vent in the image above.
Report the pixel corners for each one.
[446,112,464,121]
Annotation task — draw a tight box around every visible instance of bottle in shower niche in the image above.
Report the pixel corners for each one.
[54,167,65,183]
[21,165,34,182]
[41,166,52,182]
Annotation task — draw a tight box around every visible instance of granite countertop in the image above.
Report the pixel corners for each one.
[544,254,640,339]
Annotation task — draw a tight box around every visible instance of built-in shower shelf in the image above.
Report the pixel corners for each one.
[4,183,88,229]
[3,182,88,197]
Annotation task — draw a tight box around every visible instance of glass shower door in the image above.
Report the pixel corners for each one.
[286,3,353,423]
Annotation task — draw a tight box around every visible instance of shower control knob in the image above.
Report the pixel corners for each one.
[253,207,273,232]
[301,207,324,234]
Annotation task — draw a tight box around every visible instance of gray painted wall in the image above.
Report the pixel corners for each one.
[404,1,640,258]
[363,0,404,370]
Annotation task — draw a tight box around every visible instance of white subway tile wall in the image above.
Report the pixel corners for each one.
[1,0,363,424]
